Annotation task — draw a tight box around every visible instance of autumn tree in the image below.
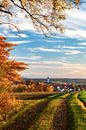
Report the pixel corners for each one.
[0,36,27,92]
[0,0,81,34]
[0,36,26,121]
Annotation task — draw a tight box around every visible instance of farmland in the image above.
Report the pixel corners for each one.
[0,91,86,130]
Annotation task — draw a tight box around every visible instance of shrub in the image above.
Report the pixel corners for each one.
[0,93,20,121]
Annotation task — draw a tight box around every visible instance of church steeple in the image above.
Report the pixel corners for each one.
[46,77,51,83]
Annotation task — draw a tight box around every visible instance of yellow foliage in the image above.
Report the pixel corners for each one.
[0,93,15,119]
[21,0,26,6]
[2,0,9,8]
[76,0,80,5]
[0,0,80,34]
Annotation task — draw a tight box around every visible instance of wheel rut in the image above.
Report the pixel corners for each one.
[51,100,69,130]
[28,94,70,130]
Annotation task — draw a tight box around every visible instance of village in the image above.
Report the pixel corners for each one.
[12,77,86,93]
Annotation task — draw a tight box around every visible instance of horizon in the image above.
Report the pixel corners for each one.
[23,77,86,80]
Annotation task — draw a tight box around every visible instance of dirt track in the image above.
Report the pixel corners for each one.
[51,100,68,130]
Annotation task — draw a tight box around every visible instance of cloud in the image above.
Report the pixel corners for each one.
[55,45,84,49]
[29,61,65,65]
[27,47,61,52]
[62,30,86,39]
[30,65,56,69]
[20,61,86,78]
[67,8,86,21]
[18,61,67,67]
[18,33,28,37]
[28,61,86,68]
[64,50,82,55]
[9,55,42,60]
[9,40,33,44]
[14,20,36,31]
[60,7,86,39]
[78,42,86,46]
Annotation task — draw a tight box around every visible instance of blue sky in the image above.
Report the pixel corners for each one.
[0,1,86,78]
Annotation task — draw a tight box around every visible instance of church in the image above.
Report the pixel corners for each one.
[45,77,52,83]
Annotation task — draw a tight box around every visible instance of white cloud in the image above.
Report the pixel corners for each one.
[20,61,86,78]
[9,40,33,44]
[55,45,84,49]
[66,8,86,21]
[27,47,61,52]
[30,65,56,69]
[78,42,86,46]
[6,34,19,38]
[18,34,28,37]
[28,61,68,66]
[62,30,86,39]
[9,55,42,60]
[64,50,82,55]
[63,46,84,49]
[29,55,42,60]
[16,21,36,31]
[60,7,86,39]
[0,30,19,39]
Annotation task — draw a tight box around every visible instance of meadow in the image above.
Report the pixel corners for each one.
[0,91,86,130]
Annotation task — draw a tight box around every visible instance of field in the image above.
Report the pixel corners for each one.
[0,91,86,130]
[78,91,86,106]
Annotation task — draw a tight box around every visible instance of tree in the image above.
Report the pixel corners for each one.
[0,0,81,35]
[47,85,54,92]
[0,36,27,92]
[0,36,26,121]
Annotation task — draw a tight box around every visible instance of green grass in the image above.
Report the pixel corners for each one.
[78,91,86,102]
[67,92,86,130]
[28,94,69,130]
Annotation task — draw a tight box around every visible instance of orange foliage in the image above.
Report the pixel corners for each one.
[0,36,27,91]
[0,36,27,121]
[47,86,54,92]
[0,93,22,121]
[0,93,16,112]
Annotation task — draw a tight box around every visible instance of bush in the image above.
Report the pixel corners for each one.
[13,85,26,92]
[0,93,20,121]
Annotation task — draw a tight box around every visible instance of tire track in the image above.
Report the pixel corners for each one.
[51,100,68,130]
[28,94,69,130]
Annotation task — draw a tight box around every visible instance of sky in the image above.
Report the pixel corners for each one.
[0,1,86,79]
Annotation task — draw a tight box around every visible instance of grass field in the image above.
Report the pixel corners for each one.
[0,91,86,130]
[67,92,86,130]
[78,91,86,103]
